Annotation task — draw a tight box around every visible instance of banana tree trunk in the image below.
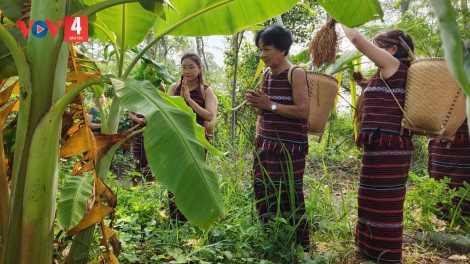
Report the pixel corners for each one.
[1,0,67,263]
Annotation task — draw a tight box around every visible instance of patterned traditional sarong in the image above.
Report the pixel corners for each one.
[253,67,310,250]
[254,148,309,248]
[355,144,413,263]
[428,119,470,216]
[355,63,413,263]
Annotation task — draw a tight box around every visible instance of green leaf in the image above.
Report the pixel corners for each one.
[111,77,224,229]
[428,0,470,96]
[93,2,157,51]
[317,0,384,28]
[0,0,28,21]
[153,0,299,37]
[0,26,28,79]
[321,49,363,75]
[57,174,94,231]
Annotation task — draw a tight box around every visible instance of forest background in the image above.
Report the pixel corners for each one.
[0,0,470,263]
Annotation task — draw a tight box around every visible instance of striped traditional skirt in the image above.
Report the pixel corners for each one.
[355,144,413,263]
[253,148,310,250]
[132,132,149,169]
[428,139,470,216]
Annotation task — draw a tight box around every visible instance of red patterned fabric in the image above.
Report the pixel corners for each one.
[253,68,310,250]
[355,145,413,263]
[428,119,470,216]
[356,63,413,149]
[132,114,148,168]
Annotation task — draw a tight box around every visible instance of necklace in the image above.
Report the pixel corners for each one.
[267,70,282,87]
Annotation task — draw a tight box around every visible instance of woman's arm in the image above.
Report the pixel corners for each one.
[341,25,399,78]
[245,67,309,119]
[129,112,146,125]
[87,113,101,129]
[167,83,177,96]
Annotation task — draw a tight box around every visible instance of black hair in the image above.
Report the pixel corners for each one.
[255,25,293,56]
[373,29,414,66]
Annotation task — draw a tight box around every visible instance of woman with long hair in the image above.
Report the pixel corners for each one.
[167,52,216,221]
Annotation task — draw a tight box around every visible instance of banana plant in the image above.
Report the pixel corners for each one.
[428,0,470,133]
[0,0,301,263]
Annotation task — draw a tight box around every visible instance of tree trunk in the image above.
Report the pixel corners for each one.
[200,38,209,71]
[231,33,240,144]
[400,0,410,16]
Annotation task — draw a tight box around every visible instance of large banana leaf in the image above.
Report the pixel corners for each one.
[153,0,299,37]
[428,0,470,96]
[111,77,224,229]
[317,0,383,28]
[57,174,94,231]
[428,0,470,133]
[0,0,28,21]
[81,0,158,51]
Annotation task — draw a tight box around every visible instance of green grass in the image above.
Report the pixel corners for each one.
[55,113,470,263]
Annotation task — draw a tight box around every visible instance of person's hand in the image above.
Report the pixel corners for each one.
[137,117,147,126]
[245,89,272,110]
[181,79,191,102]
[352,72,370,89]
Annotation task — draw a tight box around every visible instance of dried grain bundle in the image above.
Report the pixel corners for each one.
[308,18,338,68]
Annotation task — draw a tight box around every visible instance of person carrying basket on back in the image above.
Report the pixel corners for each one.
[245,25,311,252]
[341,25,415,263]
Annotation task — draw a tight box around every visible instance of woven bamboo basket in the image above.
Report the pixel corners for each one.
[305,71,338,141]
[402,57,466,141]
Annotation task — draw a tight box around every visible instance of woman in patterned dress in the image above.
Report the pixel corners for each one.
[245,25,311,251]
[167,52,216,221]
[341,25,415,263]
[428,118,470,217]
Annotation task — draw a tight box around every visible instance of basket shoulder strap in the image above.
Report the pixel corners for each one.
[379,72,416,128]
[287,65,301,85]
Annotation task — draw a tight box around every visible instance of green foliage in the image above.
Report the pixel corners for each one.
[317,0,384,28]
[112,77,224,229]
[57,174,94,231]
[405,173,454,232]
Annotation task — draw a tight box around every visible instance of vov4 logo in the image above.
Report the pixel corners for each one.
[16,16,88,42]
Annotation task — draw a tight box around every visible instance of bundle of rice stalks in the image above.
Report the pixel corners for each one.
[308,18,338,68]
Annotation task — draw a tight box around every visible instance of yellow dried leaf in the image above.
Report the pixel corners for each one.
[60,127,96,158]
[11,99,19,112]
[72,159,94,175]
[95,177,117,208]
[99,226,116,246]
[0,80,18,105]
[67,205,113,236]
[66,71,101,83]
[11,81,20,94]
[107,252,119,264]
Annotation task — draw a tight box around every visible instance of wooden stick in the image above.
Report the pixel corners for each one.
[399,36,416,61]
